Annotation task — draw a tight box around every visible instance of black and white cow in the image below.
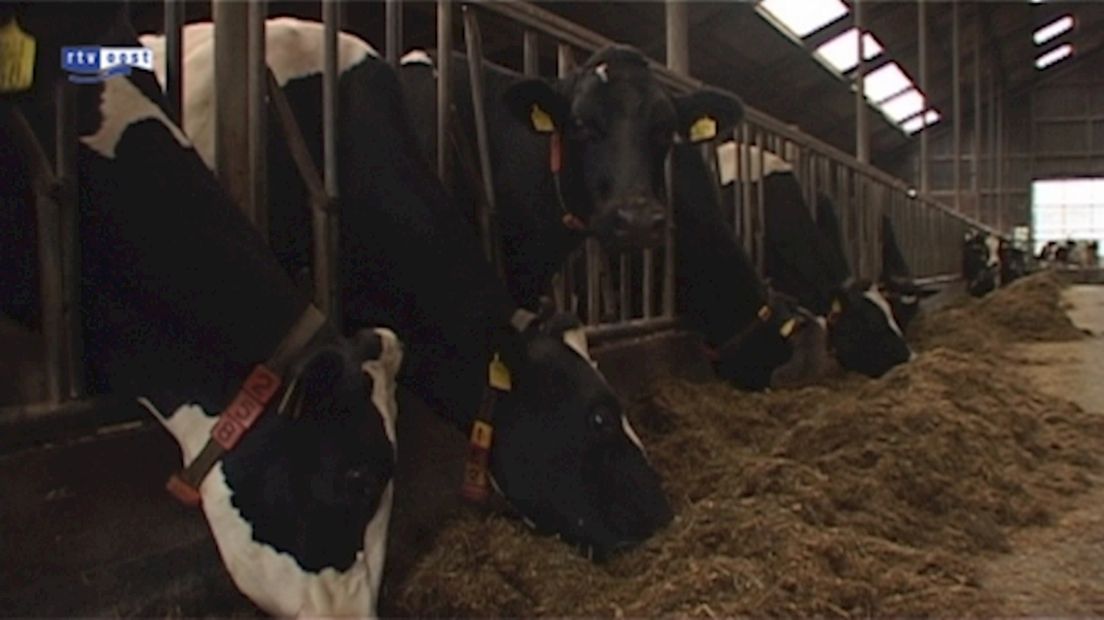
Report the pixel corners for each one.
[398,46,744,311]
[878,214,938,332]
[962,230,1001,296]
[670,144,833,390]
[715,141,913,378]
[142,18,672,559]
[4,5,400,616]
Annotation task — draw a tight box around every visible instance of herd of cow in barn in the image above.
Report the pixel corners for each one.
[1,3,1095,618]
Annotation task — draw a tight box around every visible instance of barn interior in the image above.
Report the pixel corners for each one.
[2,0,1104,617]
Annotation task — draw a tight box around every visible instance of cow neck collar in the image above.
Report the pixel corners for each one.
[549,131,590,233]
[165,305,329,506]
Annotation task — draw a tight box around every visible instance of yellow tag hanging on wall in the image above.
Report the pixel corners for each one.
[488,353,512,392]
[0,18,36,94]
[689,115,717,143]
[530,104,555,133]
[778,318,797,338]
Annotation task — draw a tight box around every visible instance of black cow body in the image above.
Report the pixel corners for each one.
[4,5,399,616]
[398,47,743,311]
[671,145,831,390]
[145,19,673,558]
[879,214,938,332]
[715,141,913,378]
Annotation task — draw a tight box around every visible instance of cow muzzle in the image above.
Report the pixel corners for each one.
[594,197,666,249]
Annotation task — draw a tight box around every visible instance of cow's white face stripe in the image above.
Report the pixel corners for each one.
[142,17,379,172]
[80,75,191,159]
[863,285,905,339]
[621,416,646,453]
[716,140,793,185]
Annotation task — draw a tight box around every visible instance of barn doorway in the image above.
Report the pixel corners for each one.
[1031,178,1104,256]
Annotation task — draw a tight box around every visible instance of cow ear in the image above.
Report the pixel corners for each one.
[673,88,744,143]
[502,79,571,134]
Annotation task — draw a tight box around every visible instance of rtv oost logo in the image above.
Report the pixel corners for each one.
[61,45,153,84]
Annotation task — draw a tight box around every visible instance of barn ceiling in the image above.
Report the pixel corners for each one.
[127,0,1104,173]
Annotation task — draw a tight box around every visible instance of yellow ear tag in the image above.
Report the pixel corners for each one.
[488,353,512,391]
[757,305,772,321]
[530,104,555,133]
[689,115,717,143]
[0,18,36,94]
[779,318,797,338]
[831,299,843,315]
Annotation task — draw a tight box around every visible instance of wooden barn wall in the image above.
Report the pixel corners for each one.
[886,57,1104,236]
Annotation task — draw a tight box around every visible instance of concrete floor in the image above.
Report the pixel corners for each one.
[981,285,1104,616]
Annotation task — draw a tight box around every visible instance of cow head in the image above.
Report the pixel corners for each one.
[826,281,913,378]
[151,328,402,616]
[489,311,672,559]
[712,292,833,391]
[878,275,938,333]
[503,45,743,249]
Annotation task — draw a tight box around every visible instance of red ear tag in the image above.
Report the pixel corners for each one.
[550,132,562,174]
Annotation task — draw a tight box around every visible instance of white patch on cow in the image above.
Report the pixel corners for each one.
[620,416,646,453]
[984,234,1000,268]
[561,326,592,363]
[399,49,433,66]
[900,294,918,305]
[510,308,538,333]
[909,350,918,362]
[143,18,378,171]
[863,284,904,339]
[814,316,828,330]
[716,140,793,185]
[79,74,191,159]
[139,327,402,619]
[595,62,609,83]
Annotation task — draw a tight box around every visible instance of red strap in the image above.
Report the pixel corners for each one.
[550,132,562,174]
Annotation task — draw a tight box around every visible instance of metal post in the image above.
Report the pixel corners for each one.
[213,0,251,217]
[918,0,929,195]
[54,81,83,401]
[854,0,869,164]
[386,0,403,66]
[557,44,578,316]
[248,0,268,242]
[163,0,184,125]
[996,90,1004,232]
[754,129,766,274]
[987,55,996,231]
[665,0,689,75]
[952,0,962,214]
[314,0,341,321]
[972,9,982,222]
[523,30,539,76]
[437,0,453,183]
[462,6,499,270]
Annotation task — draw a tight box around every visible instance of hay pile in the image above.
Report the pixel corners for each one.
[391,270,1104,618]
[911,271,1087,352]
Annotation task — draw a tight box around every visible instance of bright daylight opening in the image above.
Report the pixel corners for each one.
[758,0,849,38]
[1033,15,1074,45]
[902,109,941,134]
[862,62,913,103]
[1035,43,1073,69]
[878,88,925,123]
[1032,178,1104,254]
[814,28,884,73]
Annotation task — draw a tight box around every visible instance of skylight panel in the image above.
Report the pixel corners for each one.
[1033,15,1073,45]
[814,28,884,73]
[902,110,940,134]
[878,88,925,122]
[1035,44,1073,69]
[759,0,849,38]
[862,62,913,103]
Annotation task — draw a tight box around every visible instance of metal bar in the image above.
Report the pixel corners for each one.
[854,0,869,164]
[952,0,962,214]
[213,0,251,218]
[586,240,600,325]
[665,0,689,75]
[386,0,403,66]
[996,90,1004,232]
[918,0,928,195]
[662,154,675,318]
[523,29,539,76]
[619,254,630,322]
[462,6,499,269]
[754,128,766,274]
[248,0,268,242]
[437,0,453,183]
[315,0,341,321]
[972,7,982,222]
[163,0,184,125]
[584,317,680,346]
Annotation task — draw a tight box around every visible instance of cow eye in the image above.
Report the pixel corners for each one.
[590,409,613,430]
